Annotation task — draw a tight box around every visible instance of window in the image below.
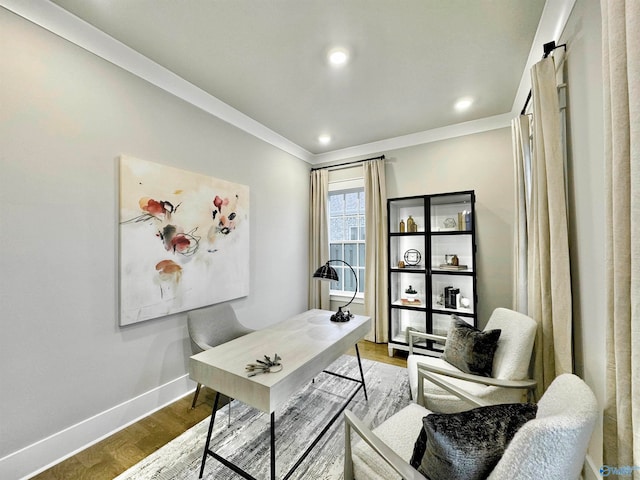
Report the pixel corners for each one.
[328,181,365,297]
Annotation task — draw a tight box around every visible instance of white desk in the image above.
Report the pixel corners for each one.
[189,309,371,480]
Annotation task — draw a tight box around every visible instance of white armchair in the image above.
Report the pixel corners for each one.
[344,372,598,480]
[407,308,537,413]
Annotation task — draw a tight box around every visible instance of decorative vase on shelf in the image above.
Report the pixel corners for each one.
[443,217,456,229]
[399,219,405,232]
[407,215,416,232]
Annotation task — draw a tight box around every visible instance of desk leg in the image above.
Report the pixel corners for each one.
[270,412,276,480]
[199,391,221,479]
[354,344,368,401]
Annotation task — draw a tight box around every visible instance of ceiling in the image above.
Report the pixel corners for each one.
[29,1,550,162]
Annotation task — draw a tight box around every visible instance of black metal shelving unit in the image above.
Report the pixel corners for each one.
[386,191,477,357]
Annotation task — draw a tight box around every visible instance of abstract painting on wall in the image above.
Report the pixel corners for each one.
[119,156,250,325]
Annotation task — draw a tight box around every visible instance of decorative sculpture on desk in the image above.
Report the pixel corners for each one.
[312,260,358,322]
[246,354,282,377]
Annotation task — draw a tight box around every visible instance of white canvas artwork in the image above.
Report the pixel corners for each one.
[119,156,250,325]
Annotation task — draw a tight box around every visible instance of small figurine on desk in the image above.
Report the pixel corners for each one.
[246,354,283,377]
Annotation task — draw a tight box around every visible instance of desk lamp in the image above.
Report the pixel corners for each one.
[313,260,358,322]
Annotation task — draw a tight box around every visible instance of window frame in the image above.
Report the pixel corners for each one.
[328,178,365,302]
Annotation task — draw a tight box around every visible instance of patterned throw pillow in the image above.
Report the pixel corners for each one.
[410,403,538,480]
[442,316,501,377]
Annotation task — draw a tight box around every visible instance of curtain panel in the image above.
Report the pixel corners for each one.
[308,169,330,310]
[602,0,640,473]
[512,115,532,314]
[364,159,388,342]
[512,56,573,399]
[529,56,574,392]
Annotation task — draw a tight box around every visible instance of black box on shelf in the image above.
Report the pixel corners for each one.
[445,287,459,309]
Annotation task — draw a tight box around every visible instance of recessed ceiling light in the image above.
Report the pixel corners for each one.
[318,134,332,145]
[455,97,473,111]
[327,47,349,66]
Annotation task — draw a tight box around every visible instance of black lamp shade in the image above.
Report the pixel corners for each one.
[313,262,339,282]
[312,259,357,322]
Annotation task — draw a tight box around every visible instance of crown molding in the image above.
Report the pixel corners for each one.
[312,113,513,165]
[1,0,314,163]
[3,0,576,165]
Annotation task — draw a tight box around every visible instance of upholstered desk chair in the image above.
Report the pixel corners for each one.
[344,373,598,480]
[407,308,537,413]
[187,303,254,409]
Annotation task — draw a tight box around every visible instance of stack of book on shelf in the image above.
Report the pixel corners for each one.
[444,286,459,309]
[400,298,422,305]
[457,210,472,231]
[438,263,468,271]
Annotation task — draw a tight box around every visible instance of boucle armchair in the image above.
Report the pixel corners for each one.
[344,373,598,480]
[407,308,537,413]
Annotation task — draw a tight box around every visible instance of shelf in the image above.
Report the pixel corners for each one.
[390,231,425,236]
[391,299,426,309]
[432,307,475,316]
[432,268,473,275]
[388,191,477,355]
[391,267,426,273]
[431,230,473,236]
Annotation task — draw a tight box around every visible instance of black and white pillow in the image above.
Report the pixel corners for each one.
[442,316,501,377]
[410,403,537,480]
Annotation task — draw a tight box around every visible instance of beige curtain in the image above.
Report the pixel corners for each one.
[363,159,388,342]
[602,0,640,473]
[527,56,573,396]
[308,169,330,310]
[512,115,532,314]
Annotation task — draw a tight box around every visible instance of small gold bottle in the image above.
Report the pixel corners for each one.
[399,219,405,232]
[407,215,416,232]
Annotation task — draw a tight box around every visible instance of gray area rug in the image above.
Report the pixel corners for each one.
[116,355,410,480]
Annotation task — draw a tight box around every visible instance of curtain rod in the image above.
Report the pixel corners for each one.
[520,41,567,115]
[310,154,386,171]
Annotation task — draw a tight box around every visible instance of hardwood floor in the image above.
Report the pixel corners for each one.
[31,341,407,480]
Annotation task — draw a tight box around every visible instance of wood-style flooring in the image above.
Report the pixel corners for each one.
[31,341,407,480]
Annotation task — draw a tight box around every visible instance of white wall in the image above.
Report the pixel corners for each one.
[0,8,310,478]
[385,127,516,326]
[560,0,606,475]
[323,128,514,329]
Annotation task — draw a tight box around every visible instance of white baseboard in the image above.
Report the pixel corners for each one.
[584,454,601,480]
[0,375,195,480]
